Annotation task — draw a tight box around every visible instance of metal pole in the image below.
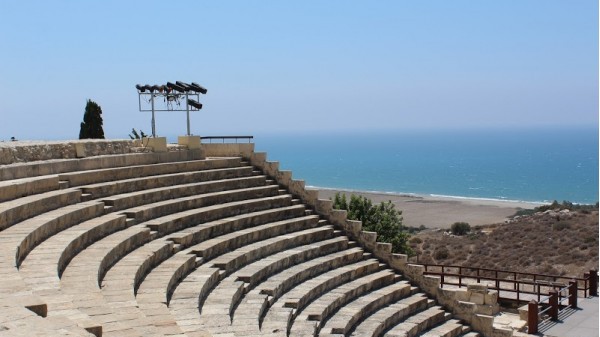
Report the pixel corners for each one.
[151,93,156,137]
[185,93,190,136]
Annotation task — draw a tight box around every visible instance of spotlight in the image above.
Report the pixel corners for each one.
[191,82,207,94]
[188,99,203,110]
[167,82,186,93]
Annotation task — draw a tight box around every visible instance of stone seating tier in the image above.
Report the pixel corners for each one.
[0,151,479,337]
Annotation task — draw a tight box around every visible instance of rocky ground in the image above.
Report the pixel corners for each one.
[408,207,599,278]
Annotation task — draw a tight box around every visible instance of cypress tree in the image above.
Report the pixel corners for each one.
[79,99,105,139]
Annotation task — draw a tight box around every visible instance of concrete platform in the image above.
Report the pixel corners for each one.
[541,296,599,337]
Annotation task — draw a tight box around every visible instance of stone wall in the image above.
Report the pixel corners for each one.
[0,140,138,165]
[202,143,255,158]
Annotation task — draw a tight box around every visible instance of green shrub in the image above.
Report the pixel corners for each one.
[332,192,412,255]
[451,222,471,236]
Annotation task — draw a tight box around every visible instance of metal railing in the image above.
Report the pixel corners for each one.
[417,264,598,334]
[527,281,579,334]
[419,264,597,303]
[200,136,254,144]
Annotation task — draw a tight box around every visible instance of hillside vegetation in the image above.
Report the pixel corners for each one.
[409,204,599,278]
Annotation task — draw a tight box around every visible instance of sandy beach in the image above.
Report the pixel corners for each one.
[317,188,545,229]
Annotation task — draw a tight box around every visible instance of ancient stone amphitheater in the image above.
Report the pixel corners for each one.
[0,140,512,337]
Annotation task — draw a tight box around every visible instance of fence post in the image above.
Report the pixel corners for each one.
[569,280,578,308]
[528,301,538,334]
[590,270,598,296]
[549,290,559,320]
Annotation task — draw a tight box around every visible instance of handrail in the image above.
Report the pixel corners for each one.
[419,264,596,300]
[527,281,579,334]
[200,136,254,144]
[415,263,598,335]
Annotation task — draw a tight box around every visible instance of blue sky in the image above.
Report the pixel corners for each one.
[0,1,597,140]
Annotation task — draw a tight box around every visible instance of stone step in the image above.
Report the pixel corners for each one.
[146,194,296,237]
[80,166,255,199]
[0,188,81,231]
[15,201,105,267]
[123,186,282,223]
[383,306,448,337]
[0,174,60,202]
[189,215,321,262]
[0,150,206,181]
[323,281,417,335]
[350,293,431,336]
[59,157,242,187]
[260,259,381,334]
[202,236,350,322]
[209,225,332,274]
[169,204,306,248]
[420,318,465,337]
[290,270,402,335]
[101,175,268,211]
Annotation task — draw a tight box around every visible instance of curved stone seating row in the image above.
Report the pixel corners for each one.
[58,157,241,188]
[0,150,207,203]
[0,174,59,203]
[0,188,81,231]
[101,175,267,212]
[0,149,205,181]
[50,171,281,335]
[1,154,274,336]
[322,281,418,335]
[0,152,480,337]
[80,166,255,199]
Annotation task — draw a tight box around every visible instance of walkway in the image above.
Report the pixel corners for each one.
[541,296,598,337]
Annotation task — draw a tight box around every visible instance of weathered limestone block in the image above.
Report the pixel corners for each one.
[454,289,470,302]
[470,292,485,305]
[345,220,362,236]
[485,290,499,305]
[316,199,333,217]
[389,253,408,271]
[455,300,477,319]
[142,137,167,152]
[178,135,201,149]
[376,242,392,255]
[250,152,267,165]
[468,284,489,293]
[288,179,306,198]
[329,209,347,227]
[275,170,292,186]
[263,161,280,178]
[422,275,441,294]
[360,231,377,244]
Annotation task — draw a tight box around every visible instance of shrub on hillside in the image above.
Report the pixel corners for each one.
[332,192,412,255]
[451,222,471,236]
[553,222,570,231]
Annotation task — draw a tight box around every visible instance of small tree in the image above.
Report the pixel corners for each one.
[79,99,105,139]
[332,192,412,255]
[451,222,471,236]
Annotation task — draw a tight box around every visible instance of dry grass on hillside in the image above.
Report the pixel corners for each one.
[409,210,599,278]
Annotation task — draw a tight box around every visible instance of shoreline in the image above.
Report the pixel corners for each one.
[315,187,545,229]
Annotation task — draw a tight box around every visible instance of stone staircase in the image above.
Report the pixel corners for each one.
[0,148,484,337]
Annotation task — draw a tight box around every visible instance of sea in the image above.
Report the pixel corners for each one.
[247,127,599,205]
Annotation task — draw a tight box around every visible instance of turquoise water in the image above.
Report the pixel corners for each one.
[252,127,599,204]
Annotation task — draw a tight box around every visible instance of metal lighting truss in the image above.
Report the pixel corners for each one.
[136,81,207,137]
